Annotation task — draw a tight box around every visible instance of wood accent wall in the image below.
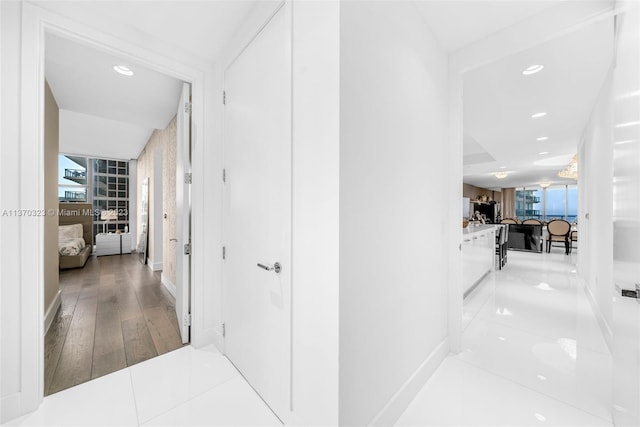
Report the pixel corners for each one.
[44,81,60,316]
[136,116,177,284]
[463,183,500,202]
[501,188,516,219]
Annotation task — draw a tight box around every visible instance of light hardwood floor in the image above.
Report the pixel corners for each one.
[45,253,184,395]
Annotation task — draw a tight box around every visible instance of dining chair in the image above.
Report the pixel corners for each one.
[495,225,508,269]
[570,230,578,253]
[522,218,542,225]
[500,218,518,225]
[546,219,571,254]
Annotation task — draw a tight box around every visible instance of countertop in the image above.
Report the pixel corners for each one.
[463,224,497,236]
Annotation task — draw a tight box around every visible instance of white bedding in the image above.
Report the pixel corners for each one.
[59,237,86,256]
[58,224,86,256]
[59,224,83,240]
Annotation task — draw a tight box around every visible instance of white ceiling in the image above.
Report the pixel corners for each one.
[59,109,155,160]
[34,1,259,64]
[461,17,614,189]
[46,33,183,130]
[46,33,183,159]
[414,0,562,52]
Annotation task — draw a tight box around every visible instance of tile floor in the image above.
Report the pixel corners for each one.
[6,250,612,426]
[397,250,613,426]
[6,345,281,426]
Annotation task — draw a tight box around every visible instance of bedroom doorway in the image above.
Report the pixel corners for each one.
[43,32,192,395]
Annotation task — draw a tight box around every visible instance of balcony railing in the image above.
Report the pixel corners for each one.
[63,168,87,185]
[63,191,86,200]
[65,168,86,179]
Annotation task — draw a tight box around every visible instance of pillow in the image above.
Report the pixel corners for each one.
[59,224,83,240]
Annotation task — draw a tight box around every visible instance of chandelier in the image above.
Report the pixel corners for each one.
[558,154,578,179]
[494,171,508,179]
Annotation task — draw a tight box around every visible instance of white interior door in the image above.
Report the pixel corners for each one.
[223,3,291,421]
[611,6,640,425]
[175,82,191,344]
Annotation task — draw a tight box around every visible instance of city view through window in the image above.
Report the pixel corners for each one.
[515,185,578,223]
[58,154,130,241]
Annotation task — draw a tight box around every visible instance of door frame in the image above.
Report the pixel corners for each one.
[448,1,621,353]
[19,2,205,415]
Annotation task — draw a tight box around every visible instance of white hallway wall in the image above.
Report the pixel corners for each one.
[578,67,614,344]
[1,1,24,422]
[339,2,450,425]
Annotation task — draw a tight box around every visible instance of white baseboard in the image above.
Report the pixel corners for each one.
[160,273,176,298]
[582,279,613,352]
[369,338,450,426]
[1,392,21,423]
[44,290,61,335]
[147,260,162,272]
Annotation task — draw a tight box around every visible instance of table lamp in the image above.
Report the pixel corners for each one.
[100,209,118,233]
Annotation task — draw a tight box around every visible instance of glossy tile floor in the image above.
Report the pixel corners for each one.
[6,345,281,426]
[7,250,612,426]
[398,250,613,426]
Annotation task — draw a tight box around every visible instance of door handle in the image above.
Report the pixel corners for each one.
[257,262,281,274]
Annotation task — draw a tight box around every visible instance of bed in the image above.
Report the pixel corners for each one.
[58,203,93,269]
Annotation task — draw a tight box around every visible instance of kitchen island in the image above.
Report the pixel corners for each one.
[463,224,496,297]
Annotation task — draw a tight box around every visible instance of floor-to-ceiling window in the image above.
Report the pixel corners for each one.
[92,158,130,239]
[58,154,130,241]
[58,155,88,202]
[515,184,578,222]
[566,184,578,222]
[515,187,543,220]
[544,185,566,221]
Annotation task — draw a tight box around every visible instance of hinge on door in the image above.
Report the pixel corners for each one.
[185,101,192,114]
[222,323,226,337]
[223,91,226,105]
[184,173,192,184]
[184,313,192,327]
[184,243,191,255]
[222,168,226,183]
[222,246,226,260]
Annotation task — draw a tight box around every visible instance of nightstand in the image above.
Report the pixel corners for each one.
[95,233,132,256]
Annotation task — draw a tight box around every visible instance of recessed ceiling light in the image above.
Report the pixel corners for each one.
[113,65,134,76]
[494,171,509,179]
[499,165,507,169]
[539,151,549,155]
[522,64,544,75]
[531,112,547,118]
[536,137,548,141]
